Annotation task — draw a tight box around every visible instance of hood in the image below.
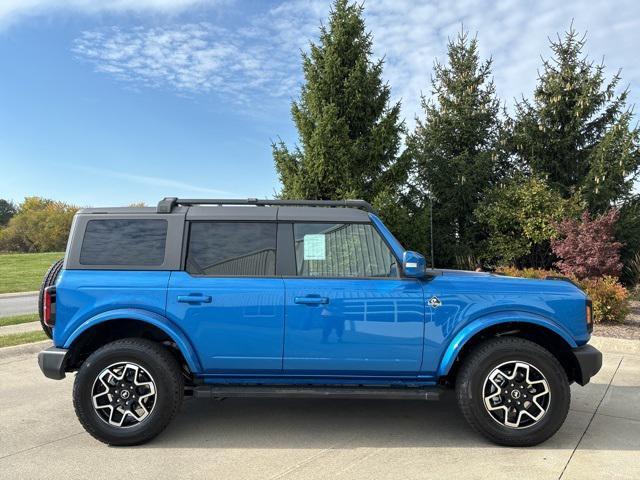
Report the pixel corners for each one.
[425,268,587,297]
[435,268,493,277]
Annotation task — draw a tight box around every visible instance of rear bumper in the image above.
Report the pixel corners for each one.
[572,344,603,386]
[38,347,69,380]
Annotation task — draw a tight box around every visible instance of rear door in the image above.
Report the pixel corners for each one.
[282,222,425,375]
[167,218,284,373]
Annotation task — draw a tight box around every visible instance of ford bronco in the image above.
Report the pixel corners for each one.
[37,198,602,446]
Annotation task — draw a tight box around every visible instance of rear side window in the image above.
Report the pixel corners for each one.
[294,223,397,278]
[186,222,276,276]
[80,219,167,266]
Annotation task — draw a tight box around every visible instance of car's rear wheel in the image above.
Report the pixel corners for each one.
[73,338,184,446]
[38,258,64,339]
[456,337,570,447]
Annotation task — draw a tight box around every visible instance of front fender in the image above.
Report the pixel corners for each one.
[437,311,577,377]
[63,308,202,373]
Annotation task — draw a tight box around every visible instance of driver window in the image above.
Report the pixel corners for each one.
[293,223,397,278]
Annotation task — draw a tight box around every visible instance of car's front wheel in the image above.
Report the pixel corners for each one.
[456,337,570,447]
[73,338,184,446]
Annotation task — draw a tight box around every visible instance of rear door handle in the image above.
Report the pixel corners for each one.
[294,296,329,305]
[177,294,212,304]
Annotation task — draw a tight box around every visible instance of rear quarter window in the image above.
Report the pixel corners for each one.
[79,219,168,266]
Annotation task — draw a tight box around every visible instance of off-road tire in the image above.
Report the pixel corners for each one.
[456,337,570,447]
[73,338,184,446]
[37,258,64,338]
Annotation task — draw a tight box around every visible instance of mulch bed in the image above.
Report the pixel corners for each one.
[593,300,640,340]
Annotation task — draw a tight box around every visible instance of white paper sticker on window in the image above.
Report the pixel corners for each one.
[304,234,326,260]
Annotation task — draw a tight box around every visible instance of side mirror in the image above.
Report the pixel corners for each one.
[403,251,426,278]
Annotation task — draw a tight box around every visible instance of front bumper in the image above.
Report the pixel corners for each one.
[572,344,603,386]
[38,347,69,380]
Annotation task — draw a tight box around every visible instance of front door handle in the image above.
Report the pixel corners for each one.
[177,294,212,304]
[294,296,329,305]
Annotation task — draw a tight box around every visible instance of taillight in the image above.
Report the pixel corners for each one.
[44,286,56,328]
[586,299,593,333]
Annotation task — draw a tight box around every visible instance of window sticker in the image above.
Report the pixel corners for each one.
[303,234,326,260]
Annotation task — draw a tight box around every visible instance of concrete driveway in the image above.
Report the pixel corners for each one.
[1,337,638,480]
[0,292,38,317]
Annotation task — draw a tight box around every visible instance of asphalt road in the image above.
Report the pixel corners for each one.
[0,292,38,317]
[1,338,638,480]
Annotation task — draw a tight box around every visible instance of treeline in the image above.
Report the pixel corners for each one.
[0,198,78,252]
[273,0,640,288]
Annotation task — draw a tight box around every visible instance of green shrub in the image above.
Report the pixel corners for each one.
[496,267,629,323]
[616,196,640,286]
[495,266,552,280]
[581,276,630,323]
[474,177,581,268]
[622,252,640,290]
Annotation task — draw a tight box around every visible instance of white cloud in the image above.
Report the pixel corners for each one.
[70,0,640,123]
[72,21,305,103]
[2,0,638,119]
[242,0,640,124]
[362,0,640,124]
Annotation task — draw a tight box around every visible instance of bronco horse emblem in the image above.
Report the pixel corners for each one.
[428,296,442,308]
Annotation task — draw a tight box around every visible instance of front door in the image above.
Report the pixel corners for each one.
[166,221,284,373]
[283,222,426,375]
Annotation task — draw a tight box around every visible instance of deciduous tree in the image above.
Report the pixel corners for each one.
[552,209,623,279]
[0,199,17,226]
[0,197,77,252]
[475,177,580,268]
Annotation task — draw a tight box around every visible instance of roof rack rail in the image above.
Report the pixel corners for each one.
[156,197,375,213]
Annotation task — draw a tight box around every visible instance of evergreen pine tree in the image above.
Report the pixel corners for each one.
[272,0,405,205]
[407,29,505,268]
[510,25,640,212]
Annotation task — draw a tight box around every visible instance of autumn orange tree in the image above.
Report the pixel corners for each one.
[0,197,78,252]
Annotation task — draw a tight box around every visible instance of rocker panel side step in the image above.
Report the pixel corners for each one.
[192,385,443,400]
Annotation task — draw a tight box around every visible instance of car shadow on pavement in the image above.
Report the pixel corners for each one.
[141,385,639,451]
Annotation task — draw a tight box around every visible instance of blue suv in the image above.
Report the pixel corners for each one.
[38,198,602,446]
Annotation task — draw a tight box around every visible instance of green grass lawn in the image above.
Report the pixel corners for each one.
[0,313,39,327]
[0,330,48,348]
[0,252,64,294]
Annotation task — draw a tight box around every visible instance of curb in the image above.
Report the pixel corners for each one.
[0,321,42,336]
[0,291,39,299]
[0,339,51,361]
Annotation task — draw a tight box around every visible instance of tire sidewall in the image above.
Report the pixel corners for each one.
[460,345,570,444]
[75,345,177,445]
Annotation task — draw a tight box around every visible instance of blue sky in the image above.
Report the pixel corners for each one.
[1,0,639,207]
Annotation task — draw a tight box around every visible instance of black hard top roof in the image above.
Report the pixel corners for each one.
[186,205,369,222]
[77,198,373,223]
